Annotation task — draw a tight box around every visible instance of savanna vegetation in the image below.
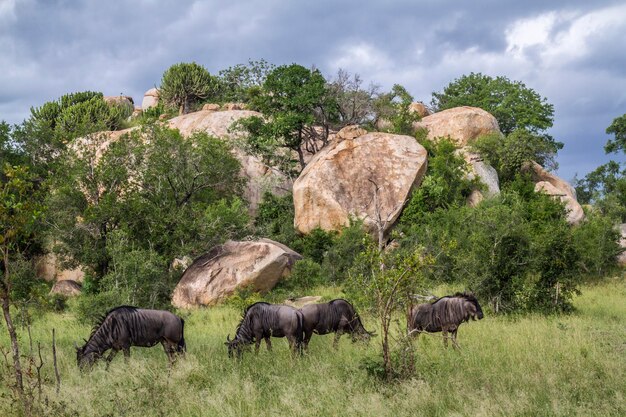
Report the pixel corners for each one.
[1,60,624,416]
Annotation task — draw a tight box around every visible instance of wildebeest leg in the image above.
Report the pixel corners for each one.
[162,341,175,364]
[442,329,449,348]
[451,329,460,350]
[287,335,300,356]
[303,331,313,351]
[123,346,131,361]
[333,330,343,349]
[105,349,118,370]
[255,337,262,355]
[264,337,272,352]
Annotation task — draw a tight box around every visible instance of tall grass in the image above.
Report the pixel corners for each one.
[1,277,624,416]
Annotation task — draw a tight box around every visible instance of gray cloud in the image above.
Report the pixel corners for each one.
[1,0,625,181]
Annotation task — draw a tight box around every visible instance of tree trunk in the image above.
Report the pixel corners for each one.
[1,294,28,414]
[1,248,29,416]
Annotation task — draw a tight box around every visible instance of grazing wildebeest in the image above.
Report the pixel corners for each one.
[225,302,303,358]
[75,306,186,369]
[408,292,483,349]
[300,299,375,349]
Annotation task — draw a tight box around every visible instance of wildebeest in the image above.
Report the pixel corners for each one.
[300,299,374,349]
[408,292,483,348]
[225,302,303,358]
[75,306,186,369]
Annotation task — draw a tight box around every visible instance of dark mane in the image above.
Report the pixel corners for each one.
[234,302,270,335]
[88,306,138,340]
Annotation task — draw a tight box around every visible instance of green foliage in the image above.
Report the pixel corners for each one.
[274,259,324,295]
[160,62,218,115]
[575,114,626,221]
[291,228,335,264]
[372,84,420,135]
[432,72,555,135]
[16,91,130,174]
[74,290,126,324]
[240,63,338,171]
[604,113,626,154]
[216,59,275,103]
[98,229,175,308]
[47,125,246,290]
[254,192,298,245]
[472,129,562,184]
[320,221,369,283]
[399,186,605,313]
[399,138,477,225]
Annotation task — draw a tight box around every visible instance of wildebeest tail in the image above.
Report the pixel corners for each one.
[177,318,186,353]
[296,310,304,352]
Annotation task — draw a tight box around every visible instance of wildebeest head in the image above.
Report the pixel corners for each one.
[461,292,484,321]
[348,315,376,343]
[225,334,243,358]
[75,342,99,370]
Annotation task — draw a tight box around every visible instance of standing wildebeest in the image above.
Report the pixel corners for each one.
[300,299,374,349]
[408,292,483,348]
[225,302,303,358]
[75,306,186,369]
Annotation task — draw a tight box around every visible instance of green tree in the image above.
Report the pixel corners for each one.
[1,164,44,415]
[575,113,626,221]
[239,64,338,172]
[432,72,554,135]
[47,125,247,300]
[160,62,218,115]
[216,59,275,103]
[14,91,130,176]
[604,113,626,154]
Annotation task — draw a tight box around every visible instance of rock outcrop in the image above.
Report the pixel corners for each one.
[293,131,428,234]
[35,253,85,283]
[141,88,159,109]
[414,106,501,147]
[202,103,221,112]
[522,161,584,225]
[50,280,82,297]
[284,296,323,308]
[457,149,500,206]
[167,110,292,211]
[408,102,431,118]
[171,239,302,308]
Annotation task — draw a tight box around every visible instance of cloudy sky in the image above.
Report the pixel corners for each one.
[1,0,625,181]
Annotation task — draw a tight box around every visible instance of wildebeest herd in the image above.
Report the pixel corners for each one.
[76,293,483,368]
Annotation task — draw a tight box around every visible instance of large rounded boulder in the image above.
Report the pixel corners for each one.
[293,130,428,234]
[414,106,501,147]
[50,280,82,297]
[522,161,584,225]
[141,88,159,110]
[171,239,302,308]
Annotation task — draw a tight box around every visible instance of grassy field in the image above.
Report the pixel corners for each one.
[1,277,625,417]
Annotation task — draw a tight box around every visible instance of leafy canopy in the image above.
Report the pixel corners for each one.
[160,62,218,115]
[240,64,338,172]
[432,72,555,135]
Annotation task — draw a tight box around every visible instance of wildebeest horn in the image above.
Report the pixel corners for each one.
[226,334,231,342]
